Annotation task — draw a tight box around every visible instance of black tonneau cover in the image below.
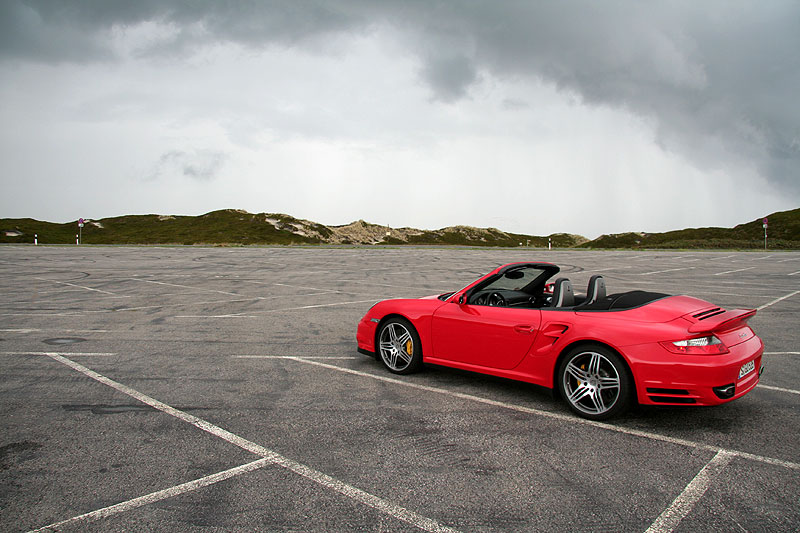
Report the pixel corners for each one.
[575,290,670,311]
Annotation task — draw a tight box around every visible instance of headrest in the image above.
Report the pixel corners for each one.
[584,275,607,305]
[552,278,574,307]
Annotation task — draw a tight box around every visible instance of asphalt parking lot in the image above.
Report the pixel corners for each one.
[1,245,798,532]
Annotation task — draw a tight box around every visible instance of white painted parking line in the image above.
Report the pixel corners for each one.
[126,278,240,296]
[759,385,800,396]
[288,299,381,310]
[30,458,273,532]
[789,271,800,276]
[34,277,120,296]
[175,314,259,318]
[713,266,755,276]
[644,451,733,533]
[282,357,800,471]
[274,282,343,293]
[0,312,86,317]
[334,279,446,291]
[0,328,112,333]
[174,298,382,318]
[115,293,332,313]
[764,351,800,355]
[751,255,774,261]
[42,353,460,533]
[639,267,695,276]
[237,355,359,360]
[709,255,735,261]
[1,351,116,356]
[584,266,632,272]
[757,290,800,310]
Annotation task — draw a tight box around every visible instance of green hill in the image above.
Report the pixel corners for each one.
[579,208,800,249]
[2,207,797,248]
[0,209,579,247]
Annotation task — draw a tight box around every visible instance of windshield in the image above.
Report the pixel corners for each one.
[481,266,548,292]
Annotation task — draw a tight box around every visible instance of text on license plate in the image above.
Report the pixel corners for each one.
[738,360,755,379]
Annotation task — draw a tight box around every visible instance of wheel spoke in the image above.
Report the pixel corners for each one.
[388,324,399,342]
[565,362,590,382]
[567,383,593,404]
[598,376,619,390]
[589,389,607,413]
[396,331,411,345]
[396,350,411,364]
[588,352,601,375]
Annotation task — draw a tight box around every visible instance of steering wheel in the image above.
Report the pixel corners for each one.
[487,292,506,307]
[472,292,487,305]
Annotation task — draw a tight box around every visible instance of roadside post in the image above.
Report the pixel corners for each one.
[34,234,38,245]
[763,217,768,250]
[78,218,84,245]
[548,238,552,250]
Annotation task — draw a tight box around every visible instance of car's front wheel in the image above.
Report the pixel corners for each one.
[377,318,422,374]
[557,345,631,420]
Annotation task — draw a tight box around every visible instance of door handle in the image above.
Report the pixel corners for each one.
[514,324,535,334]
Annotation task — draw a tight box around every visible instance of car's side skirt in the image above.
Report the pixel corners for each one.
[423,356,552,390]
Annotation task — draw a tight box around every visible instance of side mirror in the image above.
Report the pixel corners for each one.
[458,294,466,305]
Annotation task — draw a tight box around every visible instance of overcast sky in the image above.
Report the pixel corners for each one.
[1,1,798,238]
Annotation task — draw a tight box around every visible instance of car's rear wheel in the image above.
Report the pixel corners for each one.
[377,318,422,374]
[558,345,631,420]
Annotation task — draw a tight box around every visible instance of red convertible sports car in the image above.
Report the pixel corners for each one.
[356,262,764,420]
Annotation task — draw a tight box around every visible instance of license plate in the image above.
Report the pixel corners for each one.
[738,360,755,379]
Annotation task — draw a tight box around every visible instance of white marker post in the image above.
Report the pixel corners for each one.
[34,234,38,245]
[763,217,768,250]
[548,238,552,250]
[78,218,84,245]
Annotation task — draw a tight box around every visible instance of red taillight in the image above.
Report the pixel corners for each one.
[660,335,729,355]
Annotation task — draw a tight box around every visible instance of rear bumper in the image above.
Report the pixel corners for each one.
[625,335,764,406]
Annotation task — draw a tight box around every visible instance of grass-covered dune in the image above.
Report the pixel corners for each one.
[579,208,800,249]
[1,207,797,248]
[0,209,583,247]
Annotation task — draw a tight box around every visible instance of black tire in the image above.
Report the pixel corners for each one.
[557,345,631,420]
[377,317,423,375]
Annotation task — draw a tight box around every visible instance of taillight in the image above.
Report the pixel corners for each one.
[660,335,729,355]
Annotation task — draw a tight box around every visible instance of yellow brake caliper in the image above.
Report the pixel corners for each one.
[406,340,413,355]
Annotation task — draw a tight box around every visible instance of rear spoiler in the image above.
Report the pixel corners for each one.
[688,308,757,334]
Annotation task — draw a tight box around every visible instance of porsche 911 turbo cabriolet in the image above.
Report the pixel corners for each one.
[356,262,763,420]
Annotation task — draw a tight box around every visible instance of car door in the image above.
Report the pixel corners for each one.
[430,301,541,370]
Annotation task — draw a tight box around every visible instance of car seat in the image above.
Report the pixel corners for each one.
[551,278,574,307]
[582,275,607,306]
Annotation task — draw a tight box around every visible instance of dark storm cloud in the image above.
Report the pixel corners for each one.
[150,150,227,182]
[420,54,479,102]
[2,1,798,195]
[0,0,364,62]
